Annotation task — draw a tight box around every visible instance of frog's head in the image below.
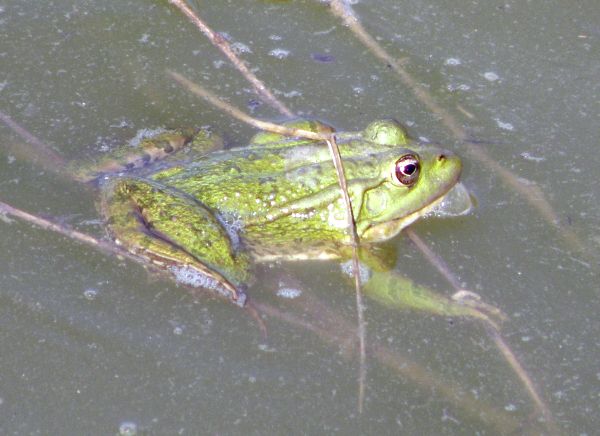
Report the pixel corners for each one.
[354,120,463,242]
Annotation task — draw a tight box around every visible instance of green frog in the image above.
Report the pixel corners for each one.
[80,119,475,313]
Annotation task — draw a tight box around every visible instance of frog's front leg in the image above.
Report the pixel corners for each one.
[339,245,500,321]
[101,178,251,305]
[356,268,504,324]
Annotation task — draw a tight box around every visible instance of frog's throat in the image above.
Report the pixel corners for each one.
[250,193,450,264]
[359,192,448,242]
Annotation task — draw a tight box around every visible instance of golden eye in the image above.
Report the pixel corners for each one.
[393,154,420,186]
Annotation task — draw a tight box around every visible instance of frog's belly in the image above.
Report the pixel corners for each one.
[248,243,342,263]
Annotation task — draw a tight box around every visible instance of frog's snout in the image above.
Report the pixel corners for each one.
[436,149,456,162]
[436,149,461,167]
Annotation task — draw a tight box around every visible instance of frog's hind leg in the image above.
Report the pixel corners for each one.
[101,178,250,305]
[71,128,223,183]
[162,127,224,162]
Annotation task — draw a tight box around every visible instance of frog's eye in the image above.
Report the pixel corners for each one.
[393,154,420,186]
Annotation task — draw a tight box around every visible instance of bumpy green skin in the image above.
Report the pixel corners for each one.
[97,120,462,303]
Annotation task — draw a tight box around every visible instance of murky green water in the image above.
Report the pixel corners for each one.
[1,1,598,434]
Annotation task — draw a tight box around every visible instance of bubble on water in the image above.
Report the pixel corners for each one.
[520,152,545,162]
[109,119,132,129]
[283,90,302,98]
[169,265,220,289]
[258,343,276,352]
[118,421,138,436]
[483,71,500,81]
[276,287,302,299]
[495,119,514,131]
[269,34,282,41]
[447,83,471,91]
[504,403,517,412]
[168,266,246,306]
[173,326,183,335]
[445,57,461,66]
[268,48,290,59]
[213,59,226,69]
[340,260,371,284]
[230,42,252,55]
[0,210,14,224]
[83,288,98,300]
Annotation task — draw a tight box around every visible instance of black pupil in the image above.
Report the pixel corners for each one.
[402,163,416,175]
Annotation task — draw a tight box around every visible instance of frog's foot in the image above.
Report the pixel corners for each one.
[452,289,507,325]
[363,270,505,323]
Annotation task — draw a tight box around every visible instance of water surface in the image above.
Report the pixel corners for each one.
[0,1,598,434]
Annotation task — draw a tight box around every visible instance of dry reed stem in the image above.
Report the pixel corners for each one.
[325,138,367,414]
[169,71,323,140]
[168,0,293,118]
[0,200,128,261]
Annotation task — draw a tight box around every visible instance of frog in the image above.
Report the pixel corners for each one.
[80,119,472,311]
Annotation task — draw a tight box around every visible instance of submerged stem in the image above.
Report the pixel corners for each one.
[407,227,555,431]
[0,195,530,430]
[325,137,367,414]
[0,109,67,174]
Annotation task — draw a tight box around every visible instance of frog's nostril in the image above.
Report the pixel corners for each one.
[438,154,446,162]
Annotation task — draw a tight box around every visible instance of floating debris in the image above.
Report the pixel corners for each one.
[311,53,335,63]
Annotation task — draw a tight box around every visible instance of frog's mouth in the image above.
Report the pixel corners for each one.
[361,182,473,242]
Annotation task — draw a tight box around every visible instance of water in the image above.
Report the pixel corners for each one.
[1,0,598,434]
